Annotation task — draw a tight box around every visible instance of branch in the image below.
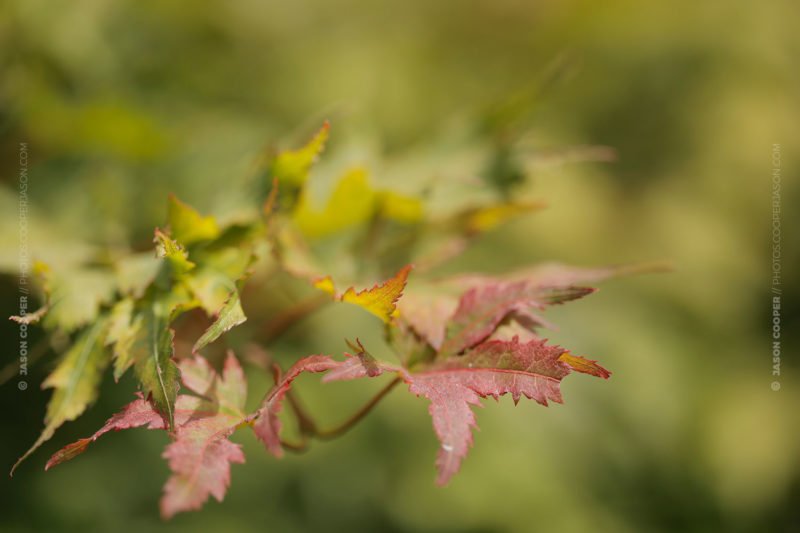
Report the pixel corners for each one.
[286,389,318,436]
[0,337,50,385]
[275,375,402,449]
[316,377,401,440]
[279,437,309,454]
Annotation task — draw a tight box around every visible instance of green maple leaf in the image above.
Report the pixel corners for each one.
[11,318,110,475]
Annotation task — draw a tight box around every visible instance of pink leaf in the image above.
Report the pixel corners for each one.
[438,281,594,357]
[397,292,457,351]
[160,414,245,519]
[324,336,606,485]
[250,355,338,457]
[179,351,247,413]
[46,394,168,470]
[48,352,251,519]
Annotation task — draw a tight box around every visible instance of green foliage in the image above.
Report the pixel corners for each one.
[10,123,647,518]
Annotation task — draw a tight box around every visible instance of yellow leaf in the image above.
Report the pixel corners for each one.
[167,194,220,245]
[378,190,424,223]
[312,275,336,295]
[292,168,422,238]
[292,167,376,238]
[315,265,413,323]
[271,121,330,188]
[463,201,546,233]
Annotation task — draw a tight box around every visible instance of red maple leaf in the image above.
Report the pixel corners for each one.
[47,352,250,519]
[399,278,595,357]
[324,335,609,485]
[250,355,339,457]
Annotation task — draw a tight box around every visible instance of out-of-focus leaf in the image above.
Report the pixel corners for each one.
[44,270,116,333]
[194,229,260,281]
[105,298,141,381]
[293,168,375,238]
[267,121,330,209]
[399,269,600,356]
[293,168,423,239]
[167,194,220,246]
[106,298,134,346]
[271,225,325,280]
[154,229,195,280]
[114,252,161,298]
[378,190,424,223]
[438,282,594,357]
[270,121,329,188]
[16,261,115,333]
[8,260,53,325]
[460,200,545,233]
[447,261,671,290]
[396,291,459,352]
[11,318,110,475]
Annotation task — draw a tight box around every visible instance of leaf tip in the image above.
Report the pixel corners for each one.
[311,275,336,296]
[559,352,612,379]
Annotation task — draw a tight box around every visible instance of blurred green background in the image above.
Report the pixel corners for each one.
[1,0,798,531]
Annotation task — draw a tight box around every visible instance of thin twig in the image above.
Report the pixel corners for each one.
[316,377,402,440]
[286,389,318,435]
[279,438,309,454]
[0,337,50,385]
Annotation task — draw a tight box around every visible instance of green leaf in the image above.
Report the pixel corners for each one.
[267,121,330,210]
[154,228,195,281]
[270,121,329,189]
[458,200,545,234]
[105,298,142,381]
[193,291,247,353]
[11,318,110,475]
[185,267,237,316]
[293,168,376,238]
[184,223,260,315]
[167,194,221,246]
[131,300,181,429]
[106,298,134,345]
[17,261,116,333]
[114,252,161,298]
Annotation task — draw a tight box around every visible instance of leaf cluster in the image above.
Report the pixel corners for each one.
[9,122,658,518]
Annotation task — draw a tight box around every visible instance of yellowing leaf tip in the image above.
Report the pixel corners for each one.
[558,352,611,379]
[340,264,413,323]
[311,276,336,296]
